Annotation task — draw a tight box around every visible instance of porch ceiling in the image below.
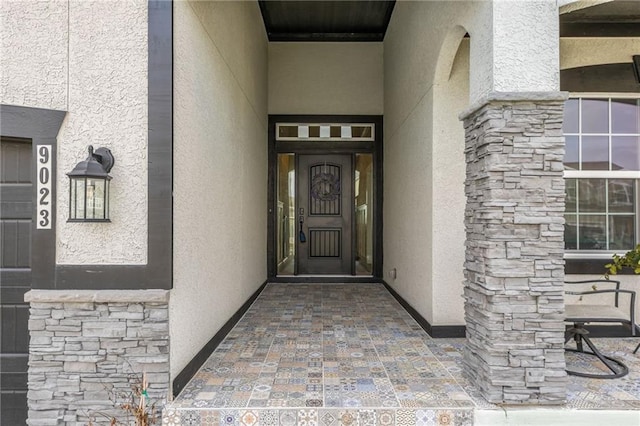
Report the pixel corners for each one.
[258,0,395,42]
[259,0,639,41]
[561,0,640,37]
[258,0,640,41]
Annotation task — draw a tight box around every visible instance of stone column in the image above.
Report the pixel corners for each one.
[460,92,568,404]
[25,290,170,425]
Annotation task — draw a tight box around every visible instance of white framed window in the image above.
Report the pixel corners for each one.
[564,95,640,257]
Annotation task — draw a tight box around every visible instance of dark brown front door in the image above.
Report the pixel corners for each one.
[0,138,32,425]
[297,154,353,274]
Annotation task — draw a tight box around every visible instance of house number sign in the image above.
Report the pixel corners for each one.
[36,145,52,229]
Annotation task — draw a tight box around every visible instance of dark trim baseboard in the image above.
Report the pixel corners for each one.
[564,258,636,275]
[271,276,384,284]
[429,325,466,339]
[172,281,268,397]
[382,281,466,338]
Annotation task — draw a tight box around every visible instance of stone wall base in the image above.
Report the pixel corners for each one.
[25,290,170,425]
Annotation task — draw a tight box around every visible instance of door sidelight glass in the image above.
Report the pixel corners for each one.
[277,154,296,275]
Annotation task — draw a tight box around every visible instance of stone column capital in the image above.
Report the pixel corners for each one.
[459,91,570,121]
[24,289,170,303]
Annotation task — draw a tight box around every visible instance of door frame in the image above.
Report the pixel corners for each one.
[267,115,383,281]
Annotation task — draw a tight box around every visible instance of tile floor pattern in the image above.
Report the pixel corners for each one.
[163,283,640,425]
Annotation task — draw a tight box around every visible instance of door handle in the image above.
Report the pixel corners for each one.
[299,217,306,243]
[299,208,306,243]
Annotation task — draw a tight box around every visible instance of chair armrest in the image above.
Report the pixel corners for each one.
[565,279,621,289]
[565,279,621,306]
[565,289,633,297]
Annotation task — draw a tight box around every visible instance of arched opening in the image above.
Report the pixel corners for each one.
[430,26,470,328]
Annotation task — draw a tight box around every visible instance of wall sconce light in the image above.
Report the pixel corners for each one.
[67,145,114,222]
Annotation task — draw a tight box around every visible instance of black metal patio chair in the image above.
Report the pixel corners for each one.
[564,279,637,379]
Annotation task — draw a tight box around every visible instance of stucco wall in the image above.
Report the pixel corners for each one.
[171,0,268,382]
[561,38,640,70]
[384,1,482,326]
[491,0,559,94]
[0,0,68,110]
[383,0,561,326]
[383,0,637,327]
[1,0,149,265]
[268,42,383,115]
[431,40,469,325]
[559,0,613,14]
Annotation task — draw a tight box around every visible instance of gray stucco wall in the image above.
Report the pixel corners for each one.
[268,42,383,115]
[0,0,149,265]
[171,0,269,383]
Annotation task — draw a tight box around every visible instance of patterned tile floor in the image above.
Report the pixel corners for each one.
[163,283,640,425]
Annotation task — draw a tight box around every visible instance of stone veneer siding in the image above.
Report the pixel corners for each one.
[24,290,170,425]
[460,93,568,404]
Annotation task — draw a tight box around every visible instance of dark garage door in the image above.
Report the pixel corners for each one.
[1,138,32,425]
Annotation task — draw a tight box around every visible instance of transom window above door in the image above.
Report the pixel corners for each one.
[276,123,375,141]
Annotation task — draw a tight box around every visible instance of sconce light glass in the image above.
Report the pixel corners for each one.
[67,146,114,222]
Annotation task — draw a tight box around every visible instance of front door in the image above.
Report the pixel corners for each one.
[297,154,353,274]
[0,138,32,425]
[269,116,382,279]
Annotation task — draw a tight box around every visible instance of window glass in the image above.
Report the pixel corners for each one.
[565,178,577,213]
[276,123,375,141]
[581,98,609,134]
[565,214,577,250]
[578,179,606,213]
[563,98,579,134]
[578,215,606,250]
[609,215,635,250]
[611,136,640,171]
[611,99,639,134]
[277,154,295,275]
[581,136,609,170]
[564,135,579,170]
[609,179,634,213]
[355,154,374,275]
[352,126,372,138]
[279,125,297,138]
